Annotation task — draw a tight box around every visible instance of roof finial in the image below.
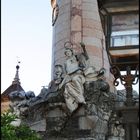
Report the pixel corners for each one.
[12,57,21,85]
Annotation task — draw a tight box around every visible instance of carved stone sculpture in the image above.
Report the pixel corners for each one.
[9,42,120,140]
[52,3,59,26]
[59,42,105,113]
[59,45,87,113]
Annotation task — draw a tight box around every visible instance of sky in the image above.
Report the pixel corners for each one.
[1,0,52,95]
[1,0,139,96]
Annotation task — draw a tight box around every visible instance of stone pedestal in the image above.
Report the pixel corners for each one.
[43,104,109,140]
[21,80,114,140]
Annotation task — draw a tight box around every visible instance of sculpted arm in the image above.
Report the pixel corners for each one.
[80,42,89,60]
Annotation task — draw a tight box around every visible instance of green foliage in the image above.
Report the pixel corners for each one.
[1,111,17,126]
[1,111,17,139]
[1,111,42,140]
[15,125,41,140]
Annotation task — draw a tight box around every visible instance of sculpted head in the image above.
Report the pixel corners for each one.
[54,64,63,78]
[64,48,74,57]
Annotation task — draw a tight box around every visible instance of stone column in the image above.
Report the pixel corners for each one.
[51,0,71,77]
[50,0,114,92]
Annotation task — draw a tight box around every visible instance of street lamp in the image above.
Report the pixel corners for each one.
[110,65,139,106]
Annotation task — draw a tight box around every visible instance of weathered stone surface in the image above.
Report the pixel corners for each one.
[29,119,46,132]
[9,40,119,140]
[9,74,129,140]
[19,78,113,139]
[51,0,114,94]
[108,137,124,140]
[79,115,98,130]
[71,32,82,43]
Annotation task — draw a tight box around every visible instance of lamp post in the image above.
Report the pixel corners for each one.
[110,65,139,106]
[110,64,139,140]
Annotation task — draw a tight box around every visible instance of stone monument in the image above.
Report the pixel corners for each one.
[9,42,121,140]
[8,0,130,140]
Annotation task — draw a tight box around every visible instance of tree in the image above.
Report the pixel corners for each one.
[1,110,41,140]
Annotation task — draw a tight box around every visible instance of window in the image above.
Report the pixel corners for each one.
[111,30,139,47]
[110,12,139,47]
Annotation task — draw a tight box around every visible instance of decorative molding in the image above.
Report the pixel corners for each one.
[52,4,59,26]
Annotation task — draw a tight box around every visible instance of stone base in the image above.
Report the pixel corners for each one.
[21,80,122,140]
[41,104,108,140]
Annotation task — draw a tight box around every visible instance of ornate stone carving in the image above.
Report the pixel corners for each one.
[52,3,59,26]
[108,112,125,139]
[58,42,106,114]
[9,42,123,140]
[9,91,35,119]
[9,90,26,101]
[59,46,86,113]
